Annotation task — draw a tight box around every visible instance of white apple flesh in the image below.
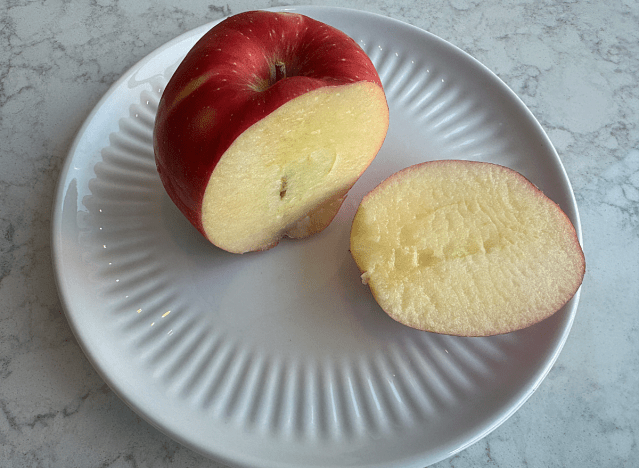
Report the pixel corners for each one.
[350,160,586,336]
[154,11,389,253]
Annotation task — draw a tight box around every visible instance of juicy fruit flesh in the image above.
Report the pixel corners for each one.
[350,161,585,336]
[201,82,388,253]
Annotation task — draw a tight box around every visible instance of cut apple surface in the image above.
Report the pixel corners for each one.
[350,160,585,336]
[201,83,387,253]
[154,10,389,253]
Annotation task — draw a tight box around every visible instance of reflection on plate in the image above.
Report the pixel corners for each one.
[52,6,582,468]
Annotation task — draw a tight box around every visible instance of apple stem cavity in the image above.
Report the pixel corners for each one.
[275,61,287,82]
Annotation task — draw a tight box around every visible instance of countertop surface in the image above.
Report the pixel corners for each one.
[1,0,637,467]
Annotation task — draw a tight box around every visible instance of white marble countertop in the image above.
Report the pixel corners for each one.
[1,0,637,466]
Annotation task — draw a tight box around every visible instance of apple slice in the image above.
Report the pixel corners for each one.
[350,160,585,336]
[154,11,389,253]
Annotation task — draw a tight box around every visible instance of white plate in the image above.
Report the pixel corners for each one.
[52,6,583,468]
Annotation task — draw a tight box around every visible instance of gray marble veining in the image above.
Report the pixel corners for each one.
[1,0,637,466]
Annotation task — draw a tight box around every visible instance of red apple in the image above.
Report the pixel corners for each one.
[154,10,389,253]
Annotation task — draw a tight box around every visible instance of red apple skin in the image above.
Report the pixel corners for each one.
[154,10,385,237]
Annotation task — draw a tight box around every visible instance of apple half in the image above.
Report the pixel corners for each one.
[154,11,389,253]
[350,160,586,336]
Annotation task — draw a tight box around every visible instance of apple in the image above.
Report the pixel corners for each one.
[154,10,389,253]
[350,160,586,336]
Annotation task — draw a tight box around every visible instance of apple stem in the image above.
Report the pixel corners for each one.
[275,61,286,82]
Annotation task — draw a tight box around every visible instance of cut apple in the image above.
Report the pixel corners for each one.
[154,11,389,253]
[350,160,586,336]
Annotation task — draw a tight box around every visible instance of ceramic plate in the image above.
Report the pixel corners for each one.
[52,6,582,468]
